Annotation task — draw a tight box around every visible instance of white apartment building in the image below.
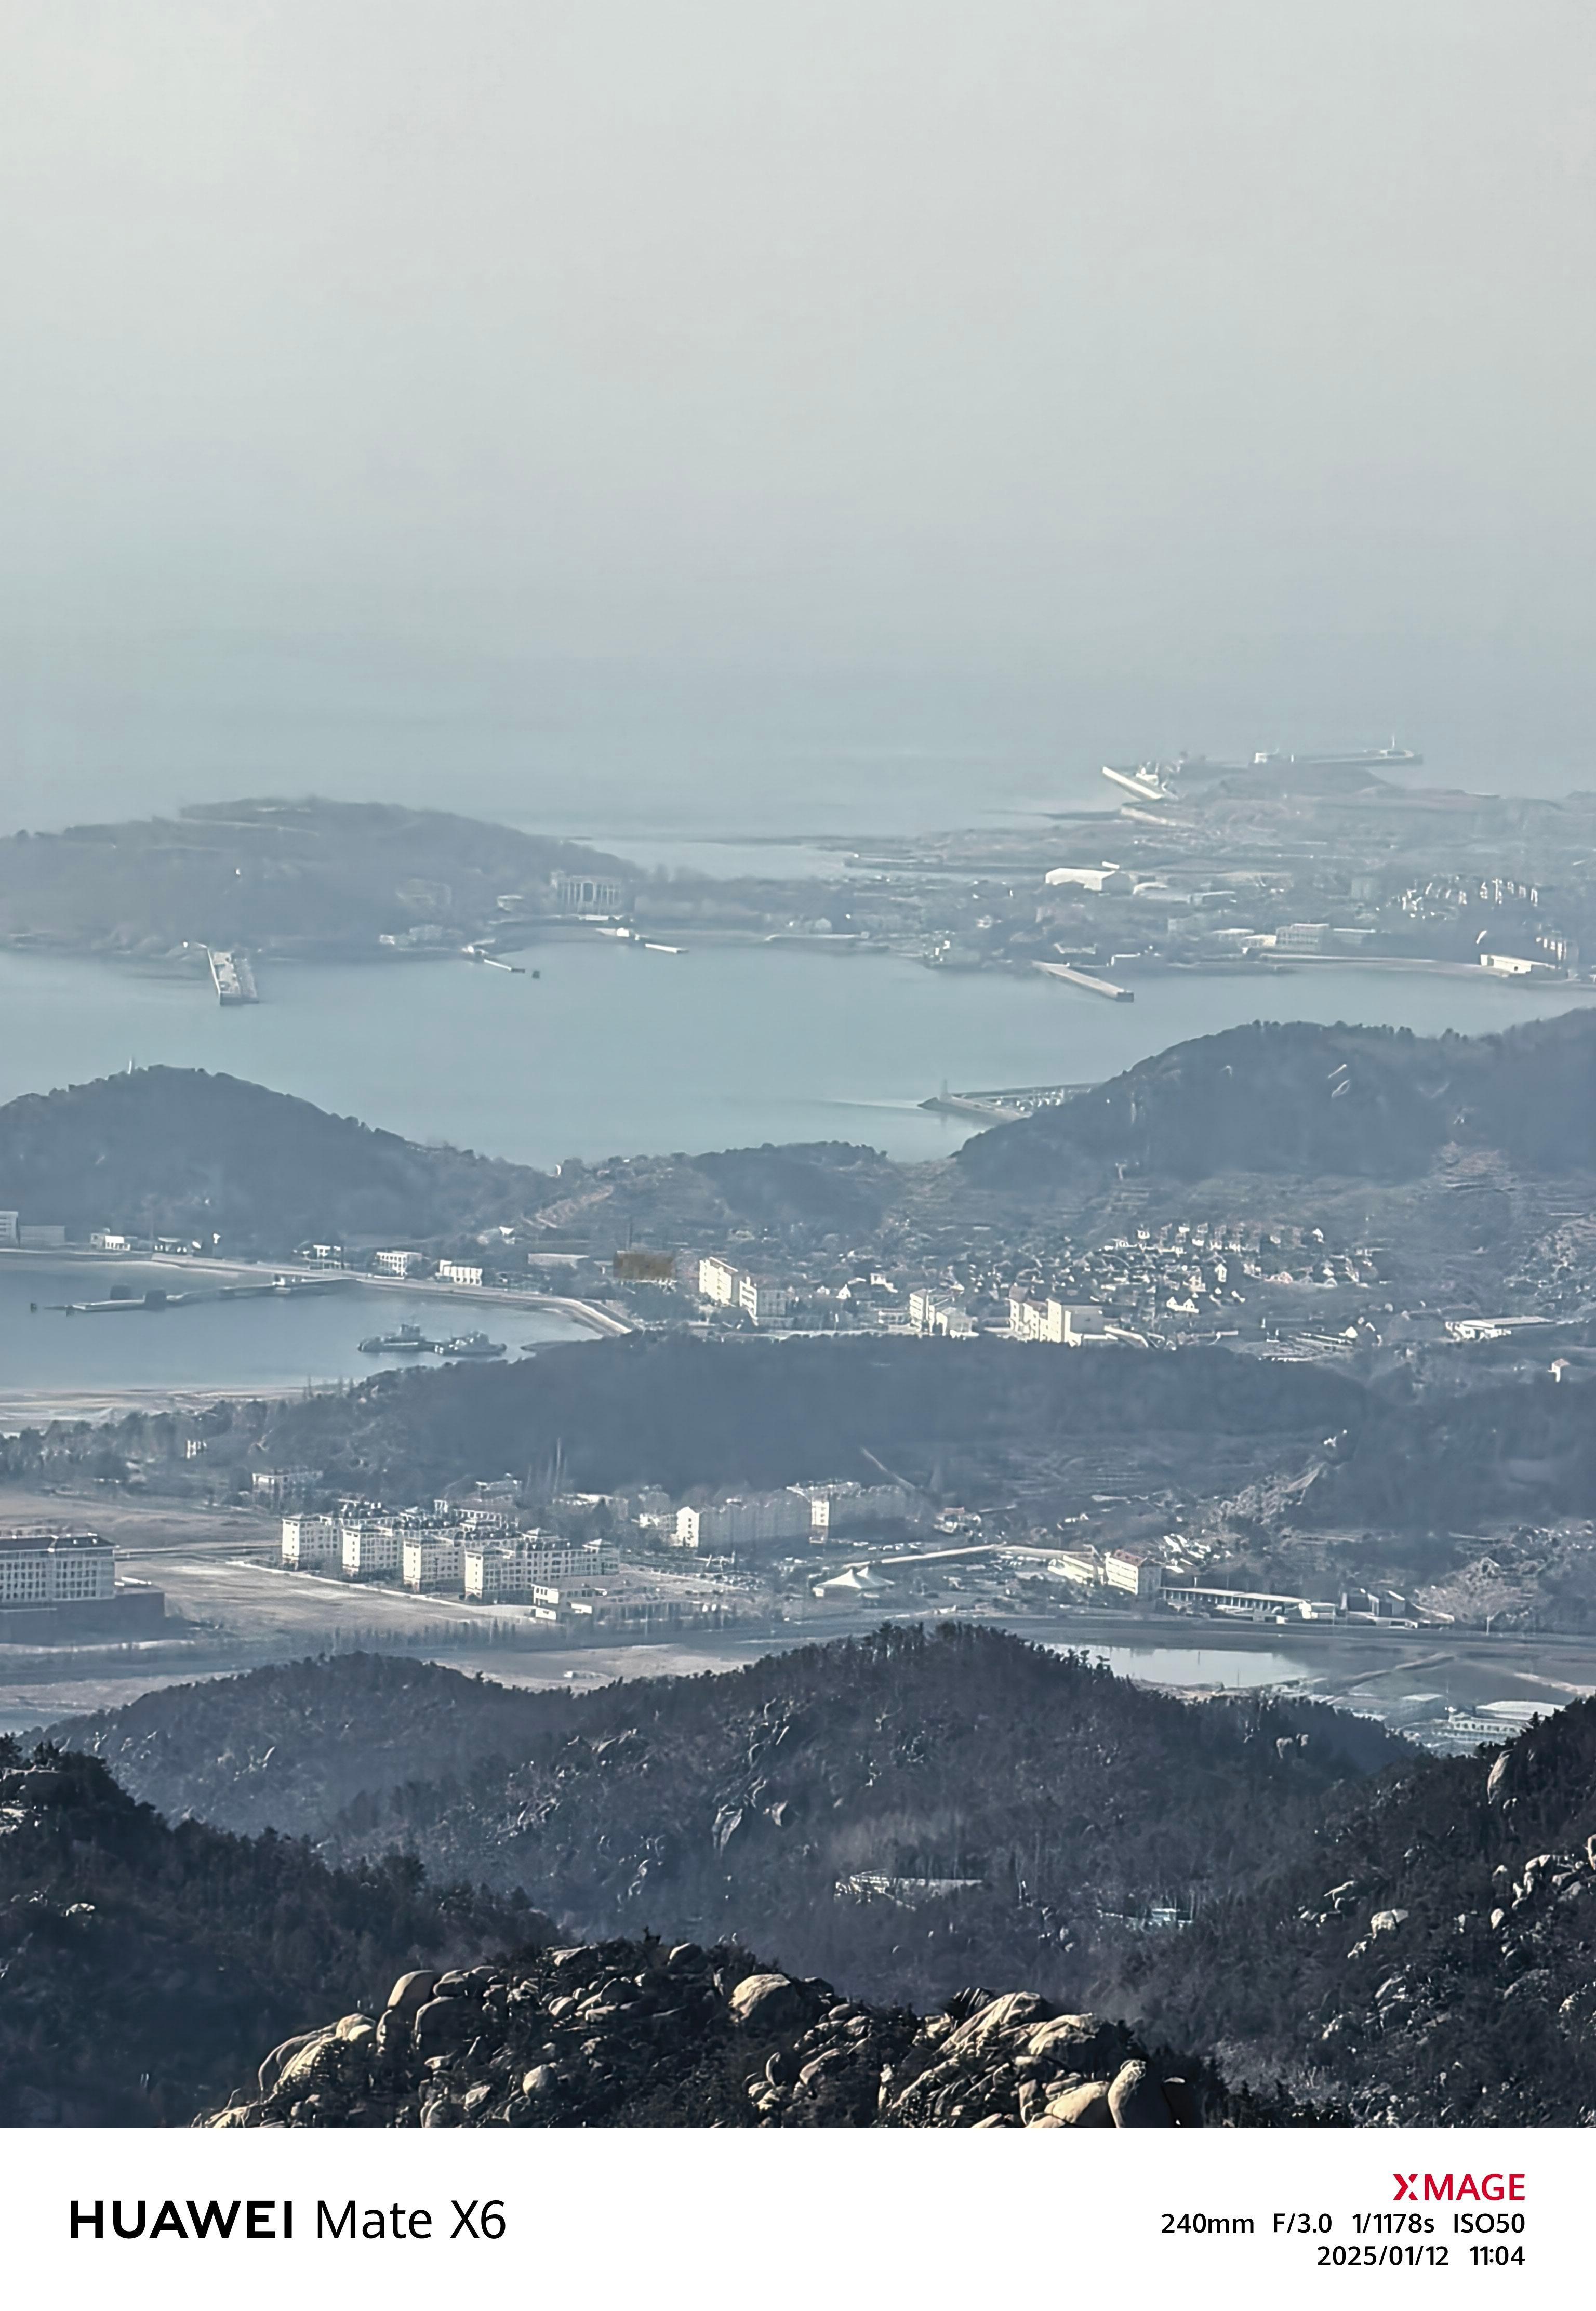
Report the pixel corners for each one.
[371,1249,425,1277]
[697,1255,740,1307]
[1104,1549,1162,1599]
[464,1536,619,1601]
[251,1467,322,1505]
[436,1260,484,1287]
[909,1290,975,1338]
[807,1481,918,1535]
[280,1513,340,1570]
[737,1274,788,1325]
[674,1490,813,1551]
[341,1521,403,1579]
[89,1231,130,1252]
[0,1529,115,1606]
[403,1534,465,1591]
[1047,1549,1102,1587]
[0,1211,17,1245]
[697,1255,786,1324]
[1008,1296,1107,1346]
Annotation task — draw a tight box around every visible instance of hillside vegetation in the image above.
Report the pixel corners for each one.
[55,1631,1409,2014]
[0,1740,543,2125]
[0,798,623,956]
[0,1069,908,1256]
[959,1011,1596,1190]
[0,1066,546,1250]
[1135,1696,1596,2125]
[244,1331,1361,1499]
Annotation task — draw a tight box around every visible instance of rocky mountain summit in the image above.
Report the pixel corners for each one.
[208,1936,1306,2130]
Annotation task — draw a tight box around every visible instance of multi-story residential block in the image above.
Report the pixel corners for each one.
[436,1260,484,1286]
[737,1273,788,1325]
[1008,1295,1106,1345]
[280,1513,340,1569]
[340,1521,403,1579]
[251,1467,322,1505]
[697,1255,741,1306]
[403,1534,465,1591]
[674,1490,813,1551]
[0,1529,115,1606]
[463,1536,619,1601]
[807,1481,919,1534]
[1103,1549,1162,1599]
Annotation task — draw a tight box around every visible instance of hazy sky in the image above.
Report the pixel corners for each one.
[4,1,1595,825]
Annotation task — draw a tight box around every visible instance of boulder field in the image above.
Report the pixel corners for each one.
[207,1935,1308,2130]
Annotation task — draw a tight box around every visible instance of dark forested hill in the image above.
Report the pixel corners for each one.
[1133,1696,1596,2125]
[54,1632,1409,2016]
[245,1332,1364,1499]
[0,1066,549,1250]
[0,797,626,955]
[0,1071,908,1256]
[957,1010,1596,1190]
[0,1739,543,2125]
[1301,1369,1596,1533]
[53,1653,570,1837]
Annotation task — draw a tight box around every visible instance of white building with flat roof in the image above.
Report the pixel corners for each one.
[1104,1549,1162,1599]
[674,1491,813,1551]
[1008,1295,1106,1345]
[341,1521,403,1579]
[737,1274,788,1325]
[436,1260,483,1286]
[281,1513,340,1570]
[251,1467,322,1505]
[403,1534,465,1591]
[697,1255,741,1307]
[0,1529,115,1606]
[464,1535,618,1600]
[371,1249,425,1277]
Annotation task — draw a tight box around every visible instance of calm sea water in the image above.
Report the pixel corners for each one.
[0,1256,589,1417]
[0,945,1589,1171]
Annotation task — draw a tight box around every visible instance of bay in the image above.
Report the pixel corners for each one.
[1,944,1591,1171]
[0,1256,590,1425]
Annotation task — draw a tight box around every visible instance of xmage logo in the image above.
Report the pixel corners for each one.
[1392,2175,1525,2204]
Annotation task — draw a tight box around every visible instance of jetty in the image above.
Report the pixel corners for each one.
[1033,960,1134,1002]
[53,1276,352,1316]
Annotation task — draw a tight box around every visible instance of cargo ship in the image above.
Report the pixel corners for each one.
[1102,740,1420,806]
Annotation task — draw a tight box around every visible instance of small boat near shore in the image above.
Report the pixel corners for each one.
[358,1322,434,1354]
